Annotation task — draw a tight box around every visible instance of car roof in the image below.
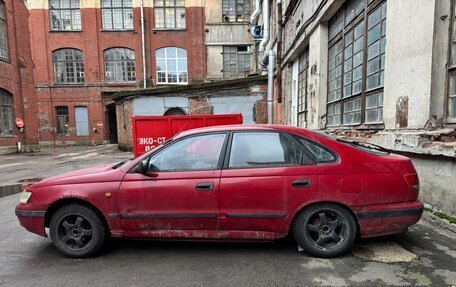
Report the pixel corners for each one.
[175,124,318,139]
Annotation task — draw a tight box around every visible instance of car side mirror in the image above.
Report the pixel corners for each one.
[137,159,149,174]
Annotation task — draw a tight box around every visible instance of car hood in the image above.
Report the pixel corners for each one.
[30,163,121,188]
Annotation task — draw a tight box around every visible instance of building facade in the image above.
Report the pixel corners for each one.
[252,0,456,215]
[0,0,39,155]
[27,0,207,146]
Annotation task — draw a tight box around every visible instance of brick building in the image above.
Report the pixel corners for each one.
[27,0,206,146]
[0,0,39,155]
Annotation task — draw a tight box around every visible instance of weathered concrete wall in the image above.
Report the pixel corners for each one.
[383,0,436,130]
[410,155,456,217]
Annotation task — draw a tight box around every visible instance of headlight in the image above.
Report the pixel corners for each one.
[19,190,32,204]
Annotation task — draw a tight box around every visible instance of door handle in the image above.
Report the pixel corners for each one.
[292,179,311,188]
[195,182,214,191]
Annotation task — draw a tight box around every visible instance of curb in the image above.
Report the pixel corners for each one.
[0,184,22,199]
[421,210,456,235]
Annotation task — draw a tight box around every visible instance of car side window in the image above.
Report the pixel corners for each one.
[148,134,226,172]
[296,137,337,163]
[228,132,302,168]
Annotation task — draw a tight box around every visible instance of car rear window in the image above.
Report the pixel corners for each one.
[336,138,389,156]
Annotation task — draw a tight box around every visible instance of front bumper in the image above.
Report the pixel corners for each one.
[15,205,46,237]
[352,201,424,238]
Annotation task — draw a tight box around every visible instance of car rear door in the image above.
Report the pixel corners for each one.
[118,133,227,232]
[219,131,318,233]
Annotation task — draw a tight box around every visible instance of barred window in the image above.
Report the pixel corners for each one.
[0,0,8,60]
[222,46,251,78]
[156,47,188,84]
[297,50,308,127]
[327,0,386,127]
[55,106,69,135]
[222,0,250,22]
[53,49,84,84]
[101,0,133,30]
[154,0,186,29]
[49,0,81,31]
[0,89,13,136]
[104,48,136,82]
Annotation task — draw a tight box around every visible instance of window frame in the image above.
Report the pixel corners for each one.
[101,0,134,31]
[155,47,188,84]
[447,0,456,122]
[49,0,81,31]
[326,0,386,128]
[0,89,13,136]
[297,50,309,127]
[104,47,136,83]
[138,132,229,173]
[222,0,251,23]
[0,0,9,61]
[222,46,251,78]
[52,48,85,84]
[153,0,186,30]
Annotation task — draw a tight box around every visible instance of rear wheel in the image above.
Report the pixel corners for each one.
[294,203,357,258]
[50,204,107,258]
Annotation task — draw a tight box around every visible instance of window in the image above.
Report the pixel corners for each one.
[228,132,302,168]
[294,136,337,163]
[0,89,13,135]
[154,0,186,29]
[74,106,88,136]
[49,0,81,31]
[101,0,133,30]
[223,46,251,78]
[104,48,136,82]
[297,50,308,127]
[327,0,386,126]
[148,134,226,172]
[156,47,188,84]
[448,0,456,119]
[55,106,69,135]
[53,49,84,84]
[222,0,250,22]
[0,0,8,60]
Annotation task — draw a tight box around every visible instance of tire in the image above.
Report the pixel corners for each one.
[50,204,108,258]
[294,203,357,258]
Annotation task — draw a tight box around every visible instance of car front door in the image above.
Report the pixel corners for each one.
[118,133,227,233]
[219,131,318,233]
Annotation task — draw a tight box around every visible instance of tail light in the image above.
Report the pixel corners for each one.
[403,173,420,190]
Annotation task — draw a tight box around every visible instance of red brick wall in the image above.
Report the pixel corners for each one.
[0,0,38,152]
[29,5,206,144]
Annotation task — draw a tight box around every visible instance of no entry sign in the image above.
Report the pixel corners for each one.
[15,118,24,128]
[97,121,103,129]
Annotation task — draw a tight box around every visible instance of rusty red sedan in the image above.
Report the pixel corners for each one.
[16,125,423,258]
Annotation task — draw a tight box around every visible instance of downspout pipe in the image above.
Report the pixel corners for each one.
[276,0,283,103]
[140,0,147,89]
[267,50,276,124]
[259,0,270,54]
[250,0,261,25]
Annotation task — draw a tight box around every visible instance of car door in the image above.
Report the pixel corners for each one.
[118,132,228,232]
[219,131,318,233]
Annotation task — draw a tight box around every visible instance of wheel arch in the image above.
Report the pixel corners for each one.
[287,201,360,237]
[44,198,110,235]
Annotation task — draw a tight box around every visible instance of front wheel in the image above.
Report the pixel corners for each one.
[50,204,108,258]
[294,203,357,258]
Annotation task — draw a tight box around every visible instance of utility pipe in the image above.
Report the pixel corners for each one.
[140,0,147,89]
[250,0,261,25]
[259,0,270,54]
[276,0,283,103]
[267,50,276,124]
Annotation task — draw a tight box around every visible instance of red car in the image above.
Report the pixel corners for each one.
[16,125,423,258]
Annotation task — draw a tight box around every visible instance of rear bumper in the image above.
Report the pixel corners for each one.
[15,205,46,237]
[352,201,423,238]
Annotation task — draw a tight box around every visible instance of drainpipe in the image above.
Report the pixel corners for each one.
[267,50,275,124]
[140,0,147,89]
[250,0,261,25]
[276,0,282,104]
[259,0,270,55]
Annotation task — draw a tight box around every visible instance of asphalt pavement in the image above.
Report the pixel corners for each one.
[0,146,455,286]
